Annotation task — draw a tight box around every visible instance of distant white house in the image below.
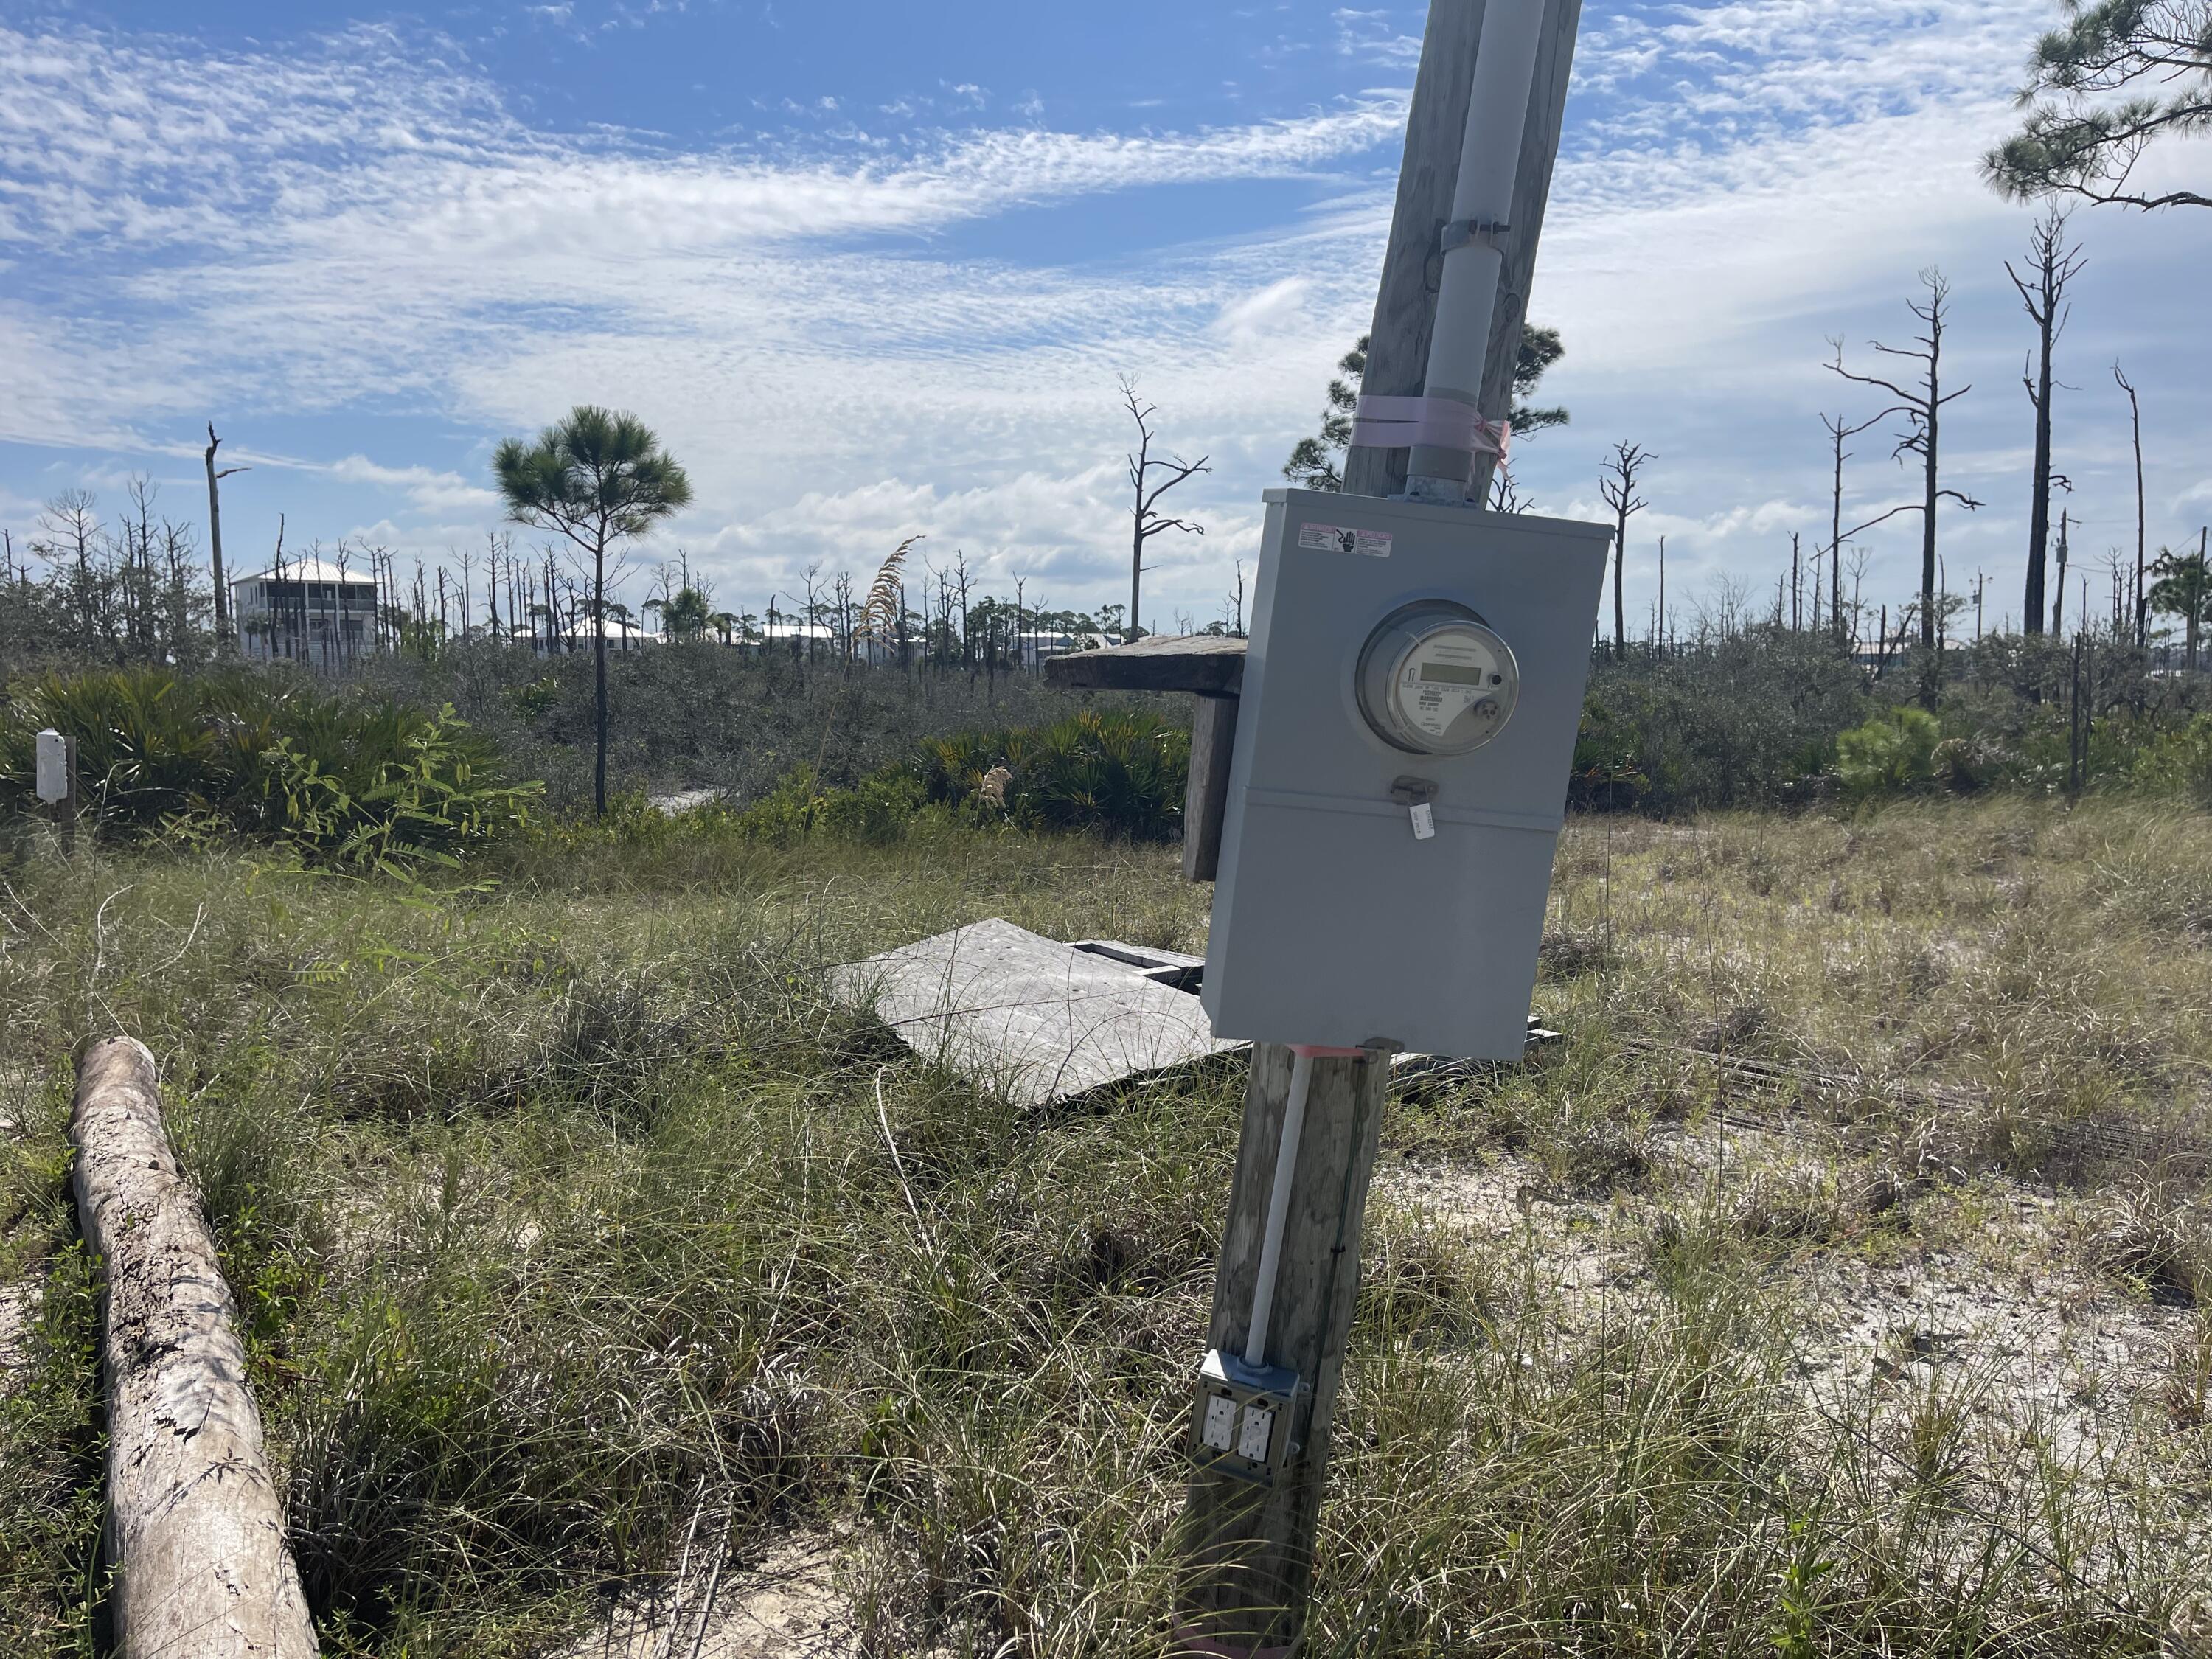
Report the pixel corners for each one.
[531,614,658,655]
[230,558,380,669]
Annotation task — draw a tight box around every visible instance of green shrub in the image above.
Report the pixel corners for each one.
[1571,630,1868,814]
[1835,706,1942,799]
[919,709,1187,840]
[0,667,537,872]
[2132,713,2212,805]
[730,766,930,845]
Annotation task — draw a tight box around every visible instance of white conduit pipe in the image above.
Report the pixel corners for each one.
[1245,1048,1317,1368]
[1406,0,1548,504]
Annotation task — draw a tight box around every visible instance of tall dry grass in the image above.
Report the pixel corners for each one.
[1,799,2207,1653]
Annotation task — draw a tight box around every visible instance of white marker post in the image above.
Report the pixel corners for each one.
[35,728,77,852]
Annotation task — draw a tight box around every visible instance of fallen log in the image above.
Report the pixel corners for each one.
[72,1037,317,1658]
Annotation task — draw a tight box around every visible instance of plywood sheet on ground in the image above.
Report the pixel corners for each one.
[830,919,1239,1106]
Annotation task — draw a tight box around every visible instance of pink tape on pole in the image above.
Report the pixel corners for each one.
[1349,394,1510,461]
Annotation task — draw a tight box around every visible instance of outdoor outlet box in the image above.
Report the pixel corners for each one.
[1189,1346,1300,1486]
[1202,490,1611,1060]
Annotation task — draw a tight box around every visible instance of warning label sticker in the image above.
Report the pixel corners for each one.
[1297,521,1392,558]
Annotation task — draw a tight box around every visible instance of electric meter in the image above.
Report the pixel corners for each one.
[1202,488,1613,1060]
[1355,600,1519,755]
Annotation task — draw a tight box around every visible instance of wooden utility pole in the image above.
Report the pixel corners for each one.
[1176,1045,1391,1653]
[1177,4,1585,1652]
[1343,0,1583,507]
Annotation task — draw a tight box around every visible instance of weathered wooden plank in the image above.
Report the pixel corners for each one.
[71,1037,319,1659]
[830,919,1239,1107]
[1183,696,1240,883]
[1043,633,1246,695]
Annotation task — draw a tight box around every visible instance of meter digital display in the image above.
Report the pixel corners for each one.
[1355,599,1520,756]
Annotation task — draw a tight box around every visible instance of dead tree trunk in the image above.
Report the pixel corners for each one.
[1598,442,1649,654]
[204,425,248,655]
[2117,364,2147,646]
[2007,209,2084,638]
[1828,269,1982,695]
[71,1037,318,1659]
[1121,377,1209,641]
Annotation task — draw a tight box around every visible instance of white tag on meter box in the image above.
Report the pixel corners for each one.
[1202,490,1610,1060]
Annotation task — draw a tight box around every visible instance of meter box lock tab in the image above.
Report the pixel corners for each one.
[1202,490,1613,1061]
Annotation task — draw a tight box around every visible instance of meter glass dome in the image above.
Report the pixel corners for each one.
[1356,600,1520,755]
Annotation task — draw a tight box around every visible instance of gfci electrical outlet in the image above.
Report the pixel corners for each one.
[1189,1347,1299,1486]
[1200,1394,1239,1453]
[1236,1402,1276,1463]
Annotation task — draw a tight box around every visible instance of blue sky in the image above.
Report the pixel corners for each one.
[3,0,2208,633]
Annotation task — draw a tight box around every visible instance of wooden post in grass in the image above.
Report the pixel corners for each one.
[71,1038,319,1659]
[1175,2,1586,1652]
[1183,696,1238,882]
[1044,633,1246,880]
[1174,1045,1391,1656]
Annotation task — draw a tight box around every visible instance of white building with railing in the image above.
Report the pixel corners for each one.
[229,559,380,668]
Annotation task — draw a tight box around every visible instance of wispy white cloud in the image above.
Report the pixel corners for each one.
[1331,7,1423,65]
[1,1,2207,626]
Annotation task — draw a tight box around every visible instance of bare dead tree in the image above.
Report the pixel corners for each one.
[1120,376,1209,640]
[832,570,856,669]
[485,531,504,641]
[1819,388,1888,650]
[2116,362,2149,644]
[1488,461,1536,514]
[795,563,821,669]
[953,552,975,678]
[1828,268,1983,669]
[35,490,102,651]
[203,424,248,653]
[2052,508,2072,633]
[1596,442,1651,653]
[2006,208,2087,635]
[457,540,476,646]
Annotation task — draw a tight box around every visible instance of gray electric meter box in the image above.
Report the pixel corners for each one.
[1202,489,1612,1060]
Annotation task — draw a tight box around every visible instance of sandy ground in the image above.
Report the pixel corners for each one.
[564,1534,856,1659]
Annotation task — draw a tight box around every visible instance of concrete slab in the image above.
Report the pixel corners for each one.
[830,919,1239,1107]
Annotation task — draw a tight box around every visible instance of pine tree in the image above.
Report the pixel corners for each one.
[1283,327,1568,493]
